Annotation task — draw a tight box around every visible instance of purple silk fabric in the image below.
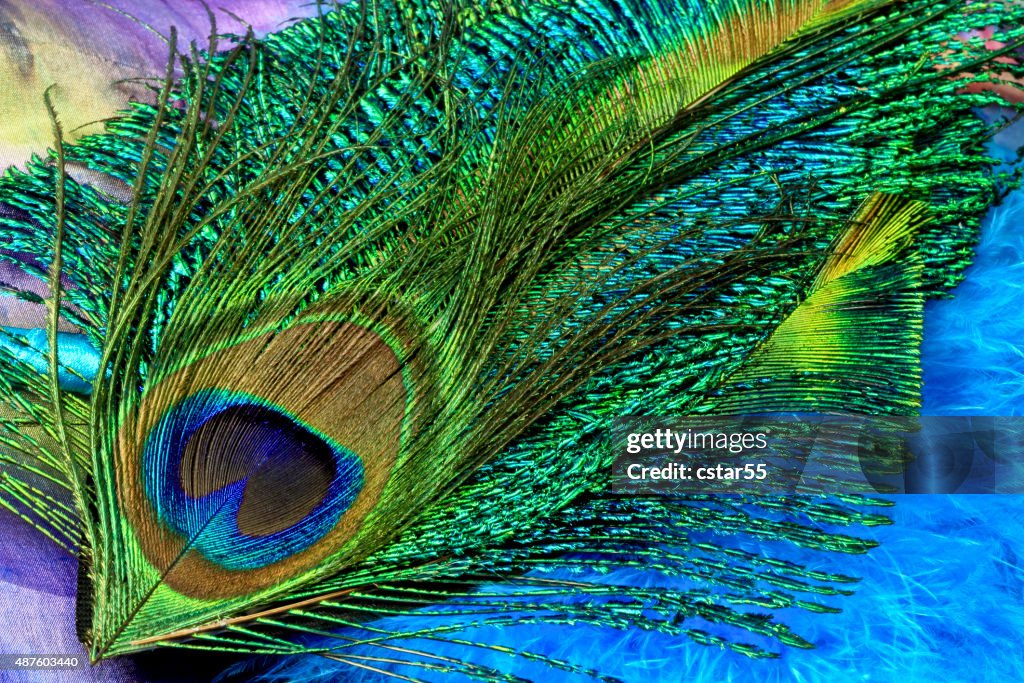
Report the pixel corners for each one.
[0,0,320,170]
[0,509,141,683]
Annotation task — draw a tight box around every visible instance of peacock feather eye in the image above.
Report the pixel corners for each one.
[142,389,364,570]
[120,319,409,598]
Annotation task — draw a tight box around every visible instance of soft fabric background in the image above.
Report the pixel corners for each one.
[0,0,318,170]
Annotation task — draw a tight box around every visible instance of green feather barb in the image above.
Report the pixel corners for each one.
[0,0,1019,672]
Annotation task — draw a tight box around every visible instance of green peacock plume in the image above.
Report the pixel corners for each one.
[0,0,1021,676]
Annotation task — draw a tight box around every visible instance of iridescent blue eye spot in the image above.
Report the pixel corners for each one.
[142,389,364,570]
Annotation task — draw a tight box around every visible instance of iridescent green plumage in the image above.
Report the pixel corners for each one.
[0,0,1020,675]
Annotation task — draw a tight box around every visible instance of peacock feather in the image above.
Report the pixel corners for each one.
[0,0,1021,678]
